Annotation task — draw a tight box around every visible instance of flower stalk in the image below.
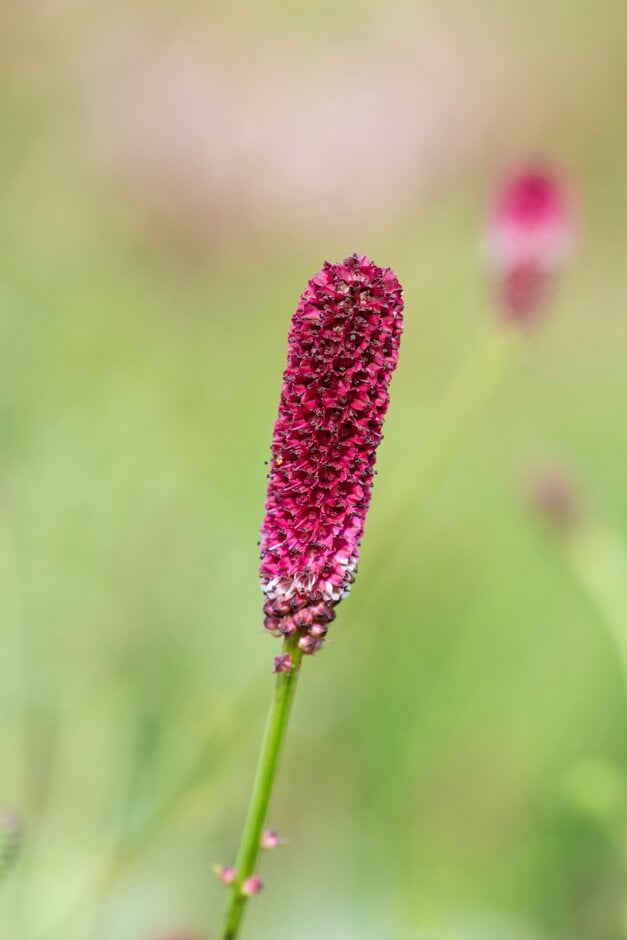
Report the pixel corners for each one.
[221,640,303,940]
[222,255,404,938]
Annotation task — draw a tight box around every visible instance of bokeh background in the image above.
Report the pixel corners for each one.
[1,1,627,938]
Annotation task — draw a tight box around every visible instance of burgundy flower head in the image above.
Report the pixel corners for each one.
[484,167,574,325]
[260,254,403,652]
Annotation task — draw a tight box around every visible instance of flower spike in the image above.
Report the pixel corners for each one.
[260,254,403,651]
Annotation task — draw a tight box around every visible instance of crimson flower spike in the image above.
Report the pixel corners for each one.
[260,254,404,656]
[484,167,574,326]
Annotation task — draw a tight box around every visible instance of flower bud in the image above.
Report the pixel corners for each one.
[291,608,314,629]
[484,167,574,326]
[273,654,293,674]
[308,602,336,624]
[297,634,322,655]
[278,617,298,637]
[241,875,263,896]
[309,622,328,639]
[263,616,282,637]
[260,828,281,851]
[214,864,236,886]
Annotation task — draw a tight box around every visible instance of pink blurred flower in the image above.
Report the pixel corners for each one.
[484,167,574,325]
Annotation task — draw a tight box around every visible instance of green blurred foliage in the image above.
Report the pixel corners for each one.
[1,1,627,939]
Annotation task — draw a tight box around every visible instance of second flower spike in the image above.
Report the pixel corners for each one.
[484,167,574,326]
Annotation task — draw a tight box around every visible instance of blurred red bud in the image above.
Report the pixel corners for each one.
[525,464,581,531]
[241,875,263,896]
[484,167,575,326]
[214,864,236,886]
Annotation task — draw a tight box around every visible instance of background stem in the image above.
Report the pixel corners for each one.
[564,522,627,688]
[361,327,522,605]
[222,640,303,940]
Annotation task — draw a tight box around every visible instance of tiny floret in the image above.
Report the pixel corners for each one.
[484,167,574,325]
[260,829,281,850]
[309,622,328,639]
[241,875,263,896]
[260,254,403,651]
[273,654,293,674]
[297,634,322,655]
[214,864,236,886]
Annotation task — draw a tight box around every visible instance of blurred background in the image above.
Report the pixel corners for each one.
[1,1,627,938]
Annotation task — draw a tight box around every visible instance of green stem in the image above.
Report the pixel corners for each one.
[222,640,303,940]
[564,522,627,688]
